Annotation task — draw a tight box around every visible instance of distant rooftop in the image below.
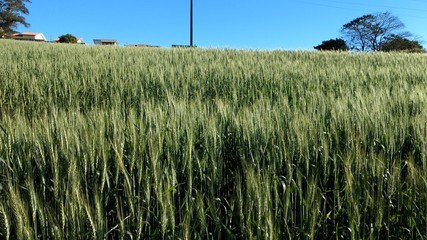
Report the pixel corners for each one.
[11,32,46,41]
[93,39,119,45]
[14,32,39,36]
[172,44,192,48]
[125,44,160,48]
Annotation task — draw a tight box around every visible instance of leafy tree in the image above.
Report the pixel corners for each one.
[58,33,78,43]
[341,12,410,51]
[314,38,348,51]
[0,0,31,36]
[381,35,425,53]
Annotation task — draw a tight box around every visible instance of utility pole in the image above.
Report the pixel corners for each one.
[190,0,193,47]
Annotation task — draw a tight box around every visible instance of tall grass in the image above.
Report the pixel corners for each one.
[1,39,427,239]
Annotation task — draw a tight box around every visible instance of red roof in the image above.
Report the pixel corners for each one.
[13,32,39,36]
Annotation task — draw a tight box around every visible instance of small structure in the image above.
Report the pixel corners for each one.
[93,39,118,46]
[125,44,160,48]
[172,44,192,48]
[11,32,47,42]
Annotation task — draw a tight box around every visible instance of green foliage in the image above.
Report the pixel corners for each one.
[1,40,427,239]
[314,38,348,51]
[0,0,31,35]
[381,35,425,53]
[58,33,78,43]
[341,12,408,51]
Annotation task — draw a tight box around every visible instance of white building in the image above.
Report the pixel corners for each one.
[93,39,118,46]
[76,38,84,44]
[11,32,47,41]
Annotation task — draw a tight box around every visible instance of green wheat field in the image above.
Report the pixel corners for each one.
[1,40,427,239]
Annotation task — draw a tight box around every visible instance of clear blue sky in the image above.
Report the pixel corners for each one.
[17,0,427,50]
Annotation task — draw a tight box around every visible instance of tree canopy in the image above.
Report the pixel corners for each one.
[380,35,425,53]
[314,38,348,51]
[0,0,31,36]
[341,12,409,51]
[58,34,78,43]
